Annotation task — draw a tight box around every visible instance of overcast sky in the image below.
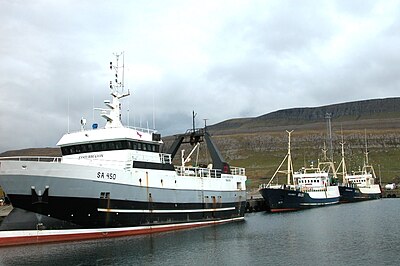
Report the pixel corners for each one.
[1,0,400,153]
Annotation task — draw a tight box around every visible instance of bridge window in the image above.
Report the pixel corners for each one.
[61,140,160,156]
[87,144,94,152]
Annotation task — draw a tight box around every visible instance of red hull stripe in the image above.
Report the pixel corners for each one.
[0,217,244,247]
[270,208,299,213]
[97,207,236,213]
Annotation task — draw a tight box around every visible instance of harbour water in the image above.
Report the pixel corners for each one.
[0,199,399,266]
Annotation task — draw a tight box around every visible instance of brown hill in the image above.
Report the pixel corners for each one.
[0,148,61,157]
[208,97,400,135]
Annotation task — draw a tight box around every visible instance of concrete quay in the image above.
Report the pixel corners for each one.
[246,189,267,213]
[382,188,400,198]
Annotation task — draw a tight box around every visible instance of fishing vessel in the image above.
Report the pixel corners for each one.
[336,134,381,202]
[259,131,340,212]
[0,54,247,246]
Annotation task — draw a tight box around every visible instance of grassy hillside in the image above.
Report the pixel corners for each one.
[210,128,400,189]
[199,97,400,189]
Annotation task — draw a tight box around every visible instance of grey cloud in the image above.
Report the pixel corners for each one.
[1,0,400,153]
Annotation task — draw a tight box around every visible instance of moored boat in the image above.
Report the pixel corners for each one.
[259,131,340,212]
[0,54,247,246]
[336,133,381,202]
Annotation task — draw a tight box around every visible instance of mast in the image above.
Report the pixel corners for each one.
[203,118,208,132]
[364,129,369,168]
[95,52,130,129]
[362,129,377,181]
[339,133,347,184]
[266,130,294,187]
[322,142,328,162]
[319,142,338,179]
[287,130,293,185]
[192,110,197,132]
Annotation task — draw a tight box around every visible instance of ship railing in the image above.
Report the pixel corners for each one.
[259,183,297,190]
[175,166,222,178]
[0,156,62,163]
[230,166,246,176]
[300,186,327,192]
[125,126,158,134]
[63,126,158,135]
[338,182,357,188]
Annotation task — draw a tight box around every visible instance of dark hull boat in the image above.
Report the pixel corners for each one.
[338,185,381,203]
[258,131,340,213]
[0,55,247,246]
[259,185,340,213]
[336,134,382,203]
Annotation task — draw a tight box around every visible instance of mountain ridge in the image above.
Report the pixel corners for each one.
[208,97,400,134]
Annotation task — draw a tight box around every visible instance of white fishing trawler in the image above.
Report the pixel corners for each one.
[0,54,247,246]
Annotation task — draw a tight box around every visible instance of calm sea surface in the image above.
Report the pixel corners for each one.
[0,199,399,266]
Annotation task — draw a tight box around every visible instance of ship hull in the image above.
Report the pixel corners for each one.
[0,161,246,246]
[259,187,340,212]
[338,185,381,203]
[1,195,245,230]
[0,209,243,246]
